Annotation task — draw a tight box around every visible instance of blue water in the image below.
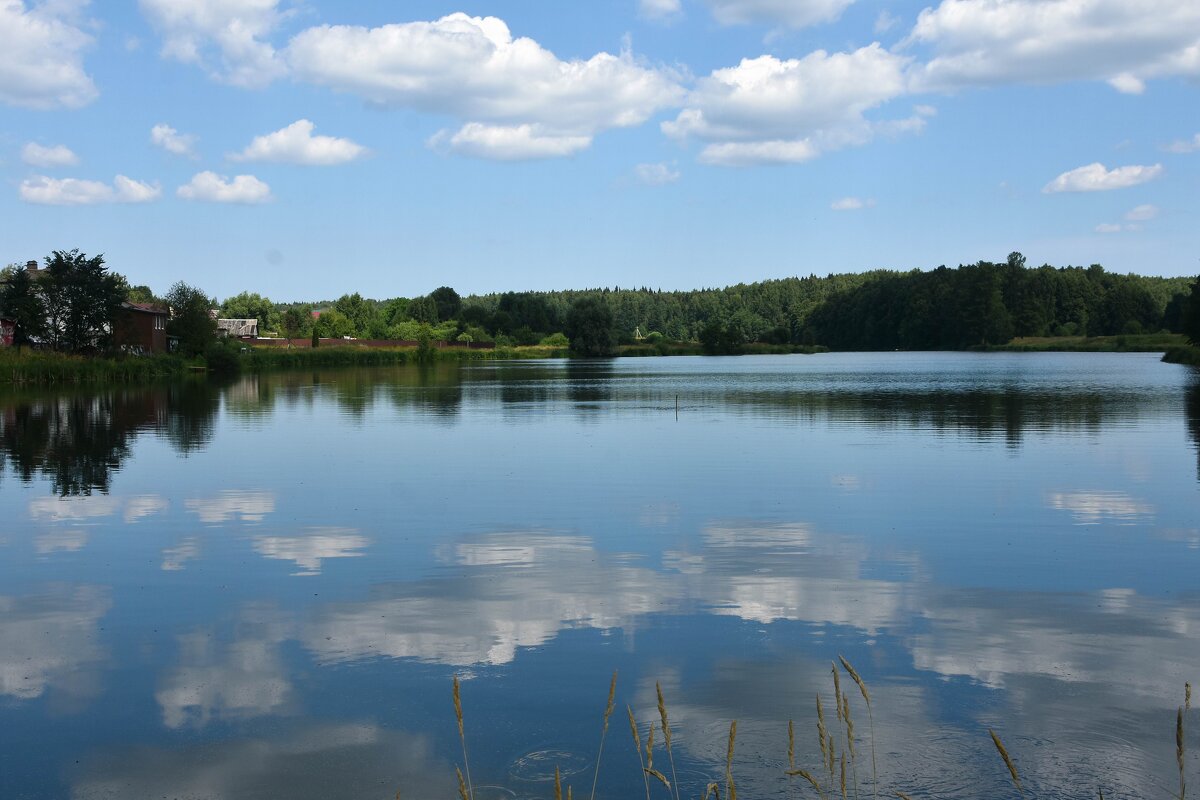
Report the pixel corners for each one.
[1,353,1197,799]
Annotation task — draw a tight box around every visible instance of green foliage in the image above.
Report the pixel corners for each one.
[311,327,319,348]
[332,292,385,337]
[41,250,126,354]
[415,324,437,363]
[566,297,616,357]
[127,284,160,305]
[430,286,462,322]
[540,332,570,347]
[313,308,355,338]
[165,281,218,357]
[221,291,278,331]
[408,295,439,324]
[204,340,242,375]
[0,266,47,349]
[280,307,311,340]
[1183,277,1200,346]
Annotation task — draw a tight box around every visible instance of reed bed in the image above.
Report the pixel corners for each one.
[443,669,1195,800]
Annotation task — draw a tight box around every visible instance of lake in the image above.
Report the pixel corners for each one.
[1,353,1198,799]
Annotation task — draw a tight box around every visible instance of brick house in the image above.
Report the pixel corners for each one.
[114,301,169,354]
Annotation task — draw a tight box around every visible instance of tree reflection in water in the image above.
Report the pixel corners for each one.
[0,380,219,496]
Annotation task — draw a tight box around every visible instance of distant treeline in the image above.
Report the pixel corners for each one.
[22,250,1193,354]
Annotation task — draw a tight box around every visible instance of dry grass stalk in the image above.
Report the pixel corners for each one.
[455,767,469,800]
[726,720,738,800]
[628,705,651,800]
[817,694,829,766]
[657,682,681,800]
[555,766,563,800]
[644,767,671,789]
[988,729,1023,796]
[453,677,474,800]
[703,783,721,800]
[827,733,836,776]
[1177,707,1186,800]
[787,767,825,797]
[589,670,619,800]
[789,719,796,770]
[647,722,657,772]
[1187,682,1192,712]
[895,793,913,800]
[832,664,844,723]
[840,753,848,800]
[840,656,878,800]
[568,787,573,800]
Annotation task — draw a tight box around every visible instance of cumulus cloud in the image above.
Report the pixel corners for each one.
[0,0,97,108]
[907,0,1200,93]
[150,123,198,157]
[640,0,682,20]
[663,45,916,166]
[634,162,681,185]
[429,123,592,160]
[139,0,287,88]
[1042,162,1164,193]
[705,0,857,29]
[1164,133,1200,154]
[286,13,683,160]
[177,172,272,203]
[20,174,161,205]
[831,196,875,210]
[0,585,110,700]
[231,119,367,165]
[21,142,79,167]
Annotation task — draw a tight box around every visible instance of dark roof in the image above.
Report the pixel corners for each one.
[121,301,169,315]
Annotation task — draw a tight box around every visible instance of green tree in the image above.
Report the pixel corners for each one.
[221,291,278,332]
[40,250,126,353]
[0,265,47,350]
[281,307,310,341]
[165,281,218,356]
[565,297,615,357]
[333,293,381,337]
[127,284,160,305]
[430,286,462,322]
[313,308,354,338]
[1183,276,1200,346]
[408,295,439,324]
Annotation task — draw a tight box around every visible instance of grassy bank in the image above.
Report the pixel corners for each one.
[0,349,197,384]
[1163,344,1200,365]
[979,332,1187,352]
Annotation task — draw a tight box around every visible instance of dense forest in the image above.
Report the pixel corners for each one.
[253,253,1195,353]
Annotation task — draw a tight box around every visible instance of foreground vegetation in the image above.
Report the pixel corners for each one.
[444,666,1194,800]
[979,332,1188,352]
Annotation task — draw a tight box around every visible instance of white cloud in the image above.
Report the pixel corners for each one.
[20,174,161,205]
[231,119,367,165]
[1042,162,1163,193]
[907,0,1200,93]
[634,162,681,185]
[663,46,915,166]
[1095,223,1123,234]
[184,490,275,521]
[640,0,682,20]
[430,123,591,160]
[21,142,79,167]
[705,0,857,29]
[1164,133,1200,154]
[151,123,198,157]
[0,0,97,108]
[0,585,110,700]
[831,196,875,210]
[1124,203,1158,221]
[139,0,287,88]
[286,13,683,160]
[1046,490,1154,524]
[177,171,272,203]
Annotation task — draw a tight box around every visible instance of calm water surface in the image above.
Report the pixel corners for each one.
[1,353,1198,799]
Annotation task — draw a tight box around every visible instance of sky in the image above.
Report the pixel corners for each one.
[1,0,1198,301]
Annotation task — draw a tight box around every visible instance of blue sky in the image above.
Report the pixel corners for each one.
[1,0,1198,301]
